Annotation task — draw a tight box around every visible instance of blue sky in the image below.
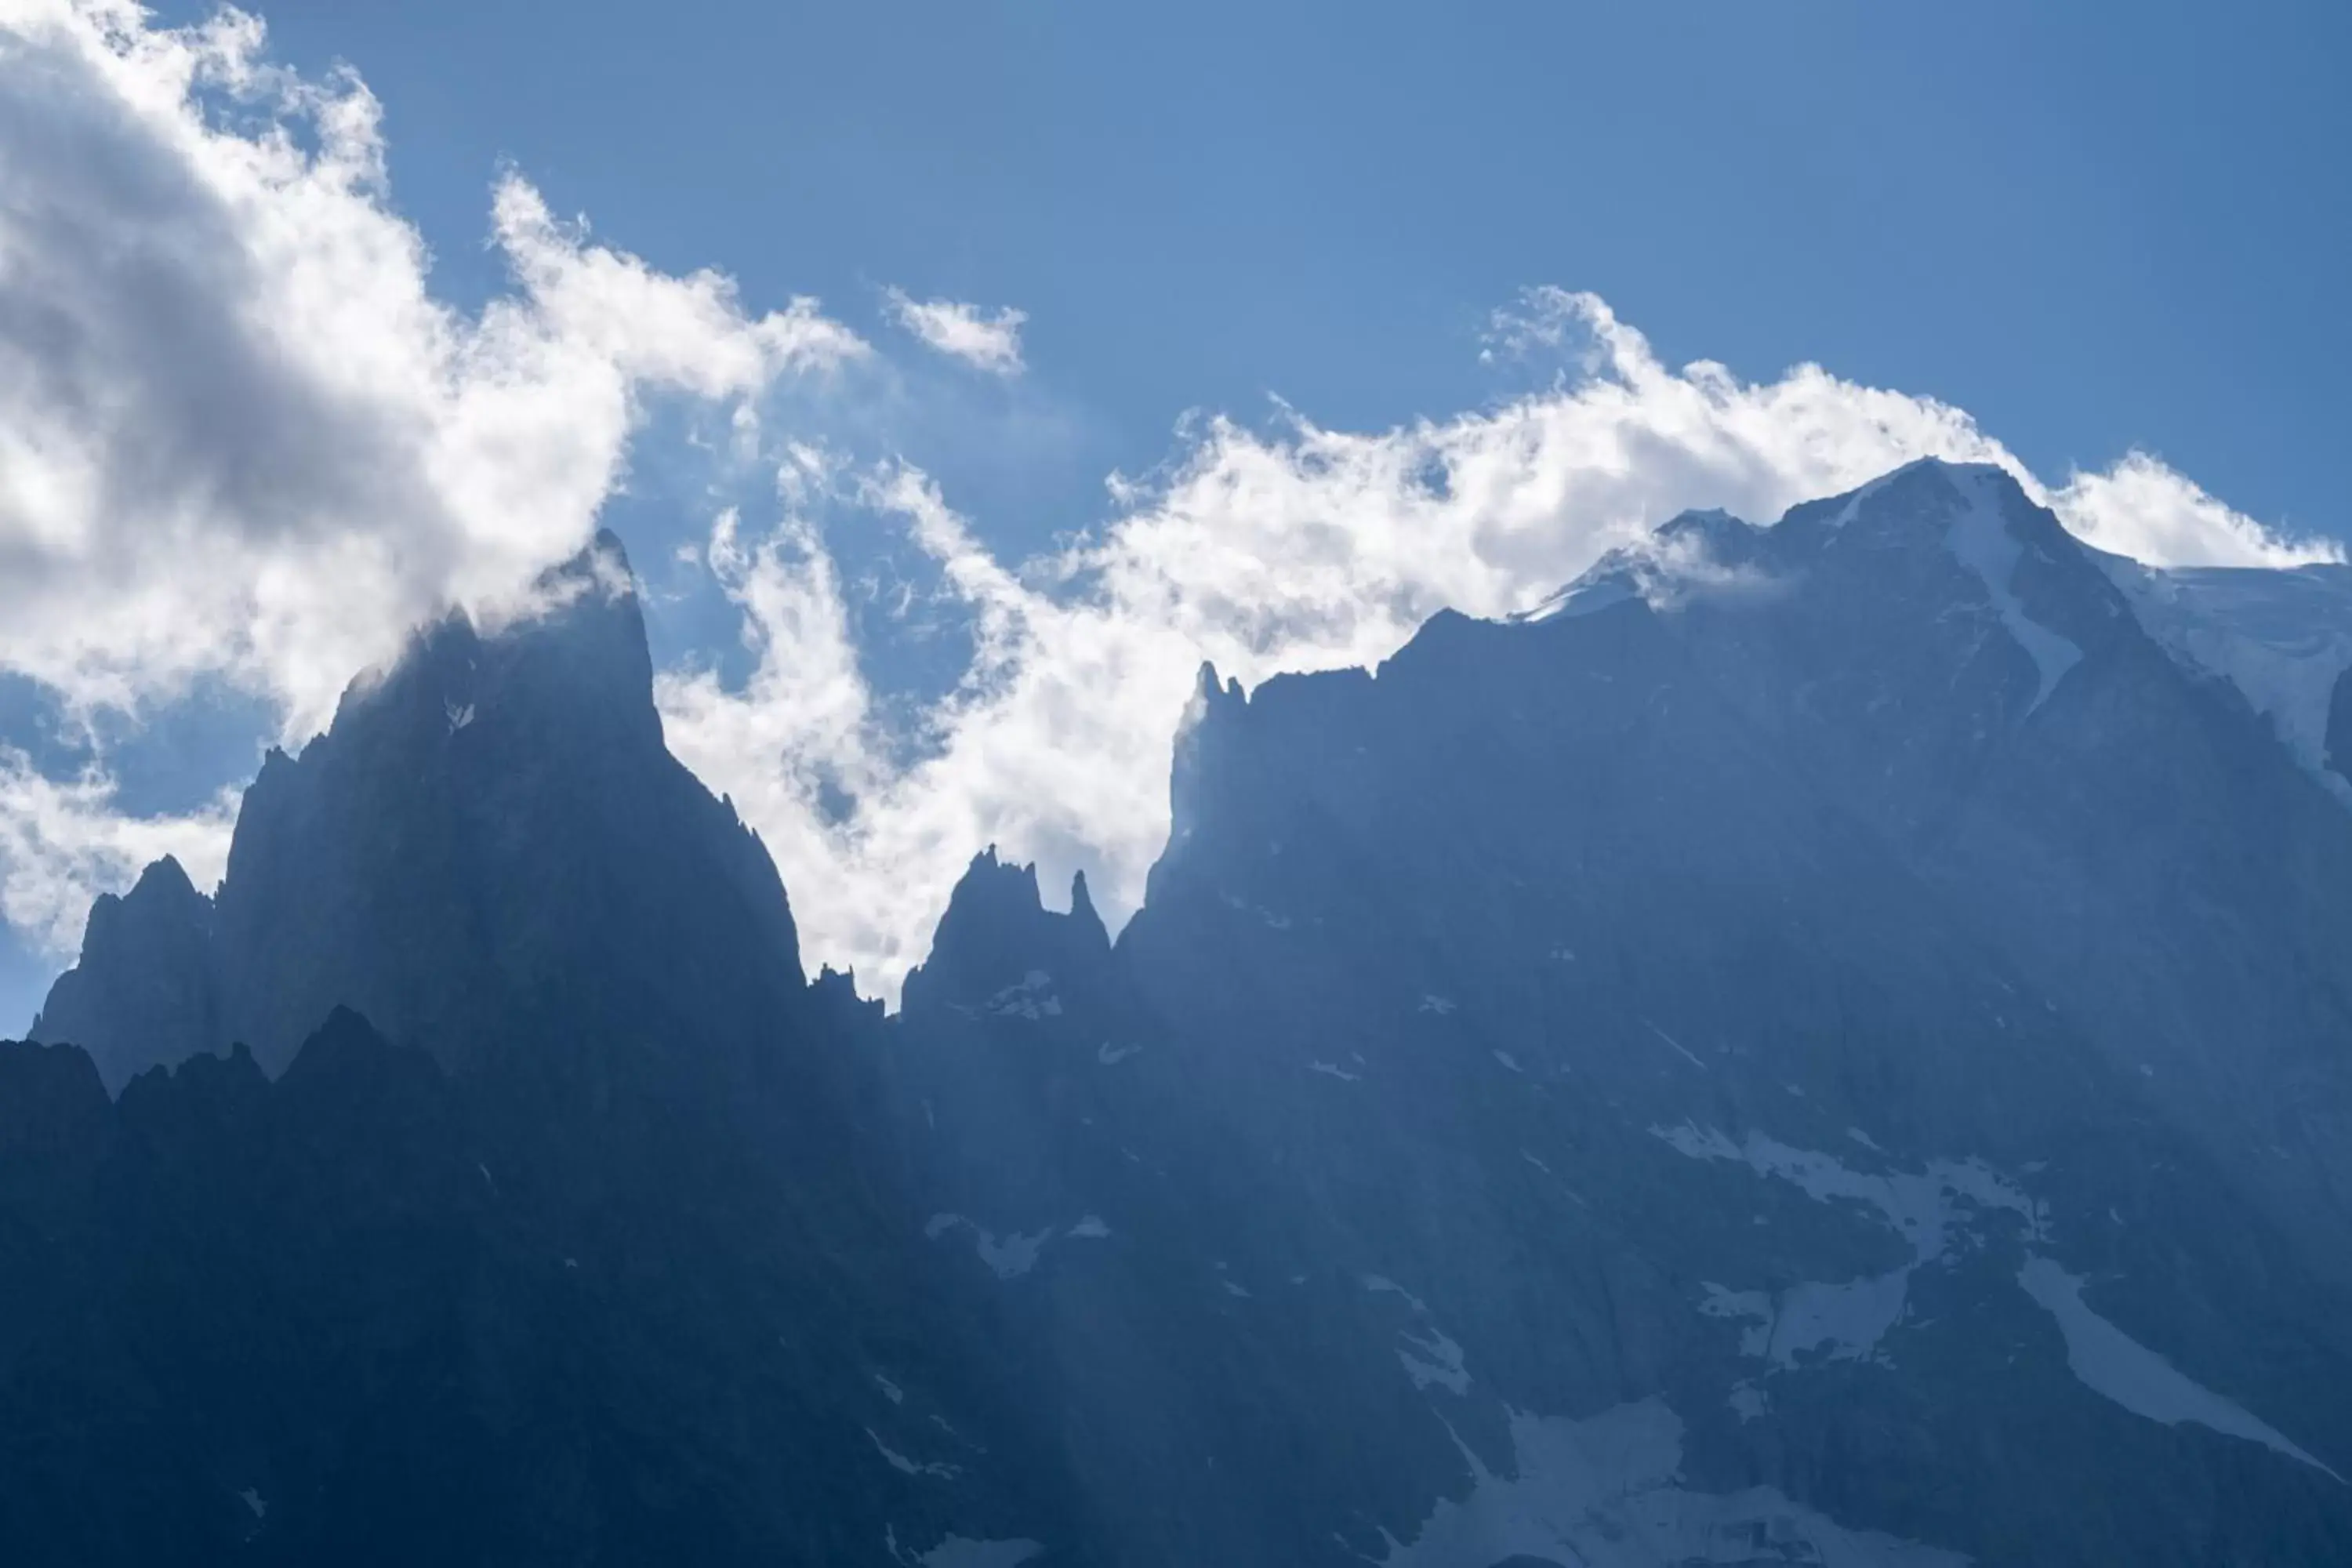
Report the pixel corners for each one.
[1,0,2346,1029]
[154,0,2349,542]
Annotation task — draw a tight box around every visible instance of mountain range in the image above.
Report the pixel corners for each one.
[5,458,2350,1565]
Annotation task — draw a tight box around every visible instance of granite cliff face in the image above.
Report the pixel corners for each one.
[10,463,2352,1565]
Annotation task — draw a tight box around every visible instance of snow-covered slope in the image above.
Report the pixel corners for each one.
[2102,557,2352,797]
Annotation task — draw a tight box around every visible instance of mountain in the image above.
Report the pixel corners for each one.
[30,854,216,1093]
[9,463,2352,1565]
[35,533,813,1093]
[2088,556,2352,779]
[886,459,2352,1562]
[5,537,1073,1566]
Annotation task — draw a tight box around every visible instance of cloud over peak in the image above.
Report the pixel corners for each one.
[0,4,2339,1000]
[0,0,862,739]
[659,293,2339,1000]
[881,287,1029,376]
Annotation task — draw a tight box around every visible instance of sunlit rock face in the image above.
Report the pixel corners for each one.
[12,462,2352,1565]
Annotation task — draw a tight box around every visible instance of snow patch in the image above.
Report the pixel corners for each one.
[1519,575,1637,623]
[1648,1121,2043,1265]
[443,699,475,733]
[1398,1326,1470,1396]
[1377,1399,1966,1567]
[1642,1018,1708,1070]
[1492,1048,1523,1074]
[2017,1257,2340,1483]
[1096,1040,1143,1065]
[867,1428,960,1480]
[1704,1272,1910,1370]
[1945,467,2082,710]
[2107,558,2352,791]
[924,1214,1064,1279]
[1363,1275,1431,1316]
[1308,1059,1363,1083]
[1364,1276,1472,1396]
[1823,468,1902,532]
[887,1528,1044,1568]
[1663,1124,2045,1382]
[982,971,1062,1020]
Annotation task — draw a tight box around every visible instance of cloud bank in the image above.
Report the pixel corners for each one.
[0,5,2338,998]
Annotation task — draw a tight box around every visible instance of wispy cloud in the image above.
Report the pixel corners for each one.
[881,287,1028,376]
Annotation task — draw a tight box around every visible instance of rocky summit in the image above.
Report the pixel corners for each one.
[8,460,2352,1565]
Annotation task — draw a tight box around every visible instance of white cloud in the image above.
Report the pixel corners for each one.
[2051,448,2336,569]
[0,0,859,736]
[0,0,858,950]
[0,11,2336,995]
[0,748,235,953]
[662,290,2341,1002]
[881,287,1027,376]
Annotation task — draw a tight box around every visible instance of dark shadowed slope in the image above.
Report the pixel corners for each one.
[34,532,808,1089]
[7,537,1073,1567]
[11,463,2352,1565]
[886,460,2352,1564]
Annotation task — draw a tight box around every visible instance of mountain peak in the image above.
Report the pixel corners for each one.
[530,527,642,627]
[40,521,810,1084]
[1522,506,1769,628]
[900,848,1111,1016]
[128,854,205,906]
[31,844,221,1094]
[1654,505,1757,546]
[1069,867,1103,935]
[1191,661,1246,712]
[321,528,656,759]
[1792,457,2038,539]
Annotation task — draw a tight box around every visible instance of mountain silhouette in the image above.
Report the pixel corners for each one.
[11,465,2352,1564]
